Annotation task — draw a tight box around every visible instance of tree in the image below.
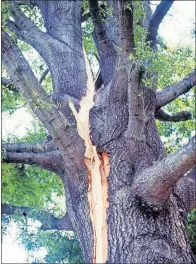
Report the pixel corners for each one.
[2,1,196,263]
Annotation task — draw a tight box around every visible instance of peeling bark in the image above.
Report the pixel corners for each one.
[69,49,110,263]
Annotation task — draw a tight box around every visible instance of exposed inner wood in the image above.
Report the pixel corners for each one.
[69,48,110,263]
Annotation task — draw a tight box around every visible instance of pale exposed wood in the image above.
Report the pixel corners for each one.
[70,48,109,263]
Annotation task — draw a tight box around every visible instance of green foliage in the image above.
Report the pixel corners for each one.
[82,19,98,70]
[2,163,64,213]
[1,1,11,29]
[82,0,89,14]
[134,43,194,89]
[20,5,45,31]
[2,216,83,263]
[2,85,26,115]
[133,1,145,25]
[30,231,83,264]
[187,209,196,255]
[157,89,195,153]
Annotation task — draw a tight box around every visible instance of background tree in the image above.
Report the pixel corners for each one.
[2,1,196,263]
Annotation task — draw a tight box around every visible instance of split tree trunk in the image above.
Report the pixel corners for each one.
[2,1,196,263]
[60,66,195,263]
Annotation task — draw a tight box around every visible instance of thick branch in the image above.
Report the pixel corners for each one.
[2,31,84,161]
[88,0,110,51]
[1,204,74,231]
[156,71,196,108]
[2,141,58,153]
[175,167,196,213]
[147,0,174,48]
[7,2,51,63]
[132,136,196,208]
[155,109,192,122]
[88,0,116,86]
[3,150,63,174]
[2,140,62,174]
[119,0,134,55]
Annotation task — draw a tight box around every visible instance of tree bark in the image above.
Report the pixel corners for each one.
[2,1,196,263]
[90,69,195,263]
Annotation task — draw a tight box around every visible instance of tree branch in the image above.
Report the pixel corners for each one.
[39,68,49,84]
[82,12,91,23]
[147,0,174,48]
[2,140,62,174]
[2,68,49,93]
[3,150,63,174]
[156,71,196,108]
[94,69,103,90]
[2,141,58,153]
[88,0,116,86]
[7,2,51,64]
[2,31,82,159]
[125,63,146,141]
[119,0,134,55]
[1,203,74,231]
[132,136,196,208]
[175,167,196,213]
[155,109,192,122]
[88,0,110,51]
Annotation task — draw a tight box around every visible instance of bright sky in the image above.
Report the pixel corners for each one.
[2,1,195,263]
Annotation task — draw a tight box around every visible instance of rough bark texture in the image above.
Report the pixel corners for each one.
[2,1,196,263]
[90,68,195,263]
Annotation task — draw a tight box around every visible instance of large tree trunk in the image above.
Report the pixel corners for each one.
[63,70,195,263]
[2,1,196,263]
[89,72,195,263]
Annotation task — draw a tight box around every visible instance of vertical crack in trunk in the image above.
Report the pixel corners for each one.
[69,48,110,263]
